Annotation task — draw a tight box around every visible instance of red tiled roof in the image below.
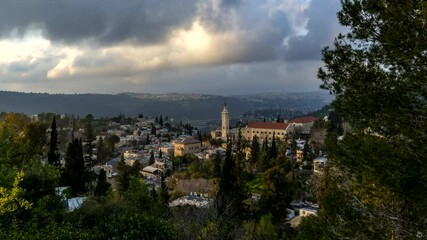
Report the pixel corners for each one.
[289,116,318,124]
[247,122,289,130]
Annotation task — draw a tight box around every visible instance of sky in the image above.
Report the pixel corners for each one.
[0,0,343,95]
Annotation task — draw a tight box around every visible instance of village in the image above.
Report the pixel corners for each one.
[50,102,330,226]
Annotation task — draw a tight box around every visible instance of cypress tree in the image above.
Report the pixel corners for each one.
[63,138,86,196]
[149,150,155,165]
[216,138,246,220]
[213,150,222,178]
[249,135,260,172]
[268,133,277,160]
[94,169,110,198]
[47,117,60,166]
[159,114,163,127]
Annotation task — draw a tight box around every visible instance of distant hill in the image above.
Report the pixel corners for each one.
[0,91,333,120]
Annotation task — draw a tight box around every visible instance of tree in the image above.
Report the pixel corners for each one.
[151,124,156,135]
[149,151,155,165]
[105,134,120,153]
[212,151,222,178]
[96,136,108,164]
[268,133,277,160]
[216,138,245,221]
[0,171,32,215]
[47,117,60,166]
[94,169,110,198]
[157,173,170,206]
[303,0,427,238]
[63,139,86,196]
[302,141,310,162]
[159,114,163,127]
[249,136,260,172]
[243,214,280,240]
[84,115,96,191]
[259,164,293,223]
[116,154,131,193]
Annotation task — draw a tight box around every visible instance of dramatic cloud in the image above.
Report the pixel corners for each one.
[0,0,343,94]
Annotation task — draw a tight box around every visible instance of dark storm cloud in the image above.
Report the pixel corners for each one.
[283,0,343,61]
[0,0,197,45]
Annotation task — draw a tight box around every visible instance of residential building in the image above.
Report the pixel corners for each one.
[174,137,201,157]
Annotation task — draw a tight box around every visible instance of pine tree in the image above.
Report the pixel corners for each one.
[259,161,293,222]
[47,117,60,167]
[297,1,427,238]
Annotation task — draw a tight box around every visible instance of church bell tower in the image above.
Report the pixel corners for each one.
[221,101,229,140]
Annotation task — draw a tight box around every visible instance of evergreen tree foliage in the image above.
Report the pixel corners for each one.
[159,114,163,127]
[116,154,130,193]
[151,124,156,135]
[63,139,86,196]
[268,133,277,160]
[157,173,170,206]
[104,134,119,153]
[47,117,60,166]
[259,162,293,223]
[96,136,108,164]
[213,150,222,178]
[94,169,110,198]
[297,0,427,238]
[149,151,155,165]
[302,141,310,161]
[216,138,246,221]
[249,135,260,172]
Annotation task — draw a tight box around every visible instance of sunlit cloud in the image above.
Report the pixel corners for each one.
[0,0,342,94]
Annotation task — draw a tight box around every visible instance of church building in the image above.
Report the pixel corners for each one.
[211,102,232,140]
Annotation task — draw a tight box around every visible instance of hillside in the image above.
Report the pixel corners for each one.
[0,91,333,120]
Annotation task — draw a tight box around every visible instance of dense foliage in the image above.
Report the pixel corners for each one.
[298,0,427,239]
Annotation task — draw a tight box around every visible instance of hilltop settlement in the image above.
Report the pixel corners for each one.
[0,102,335,238]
